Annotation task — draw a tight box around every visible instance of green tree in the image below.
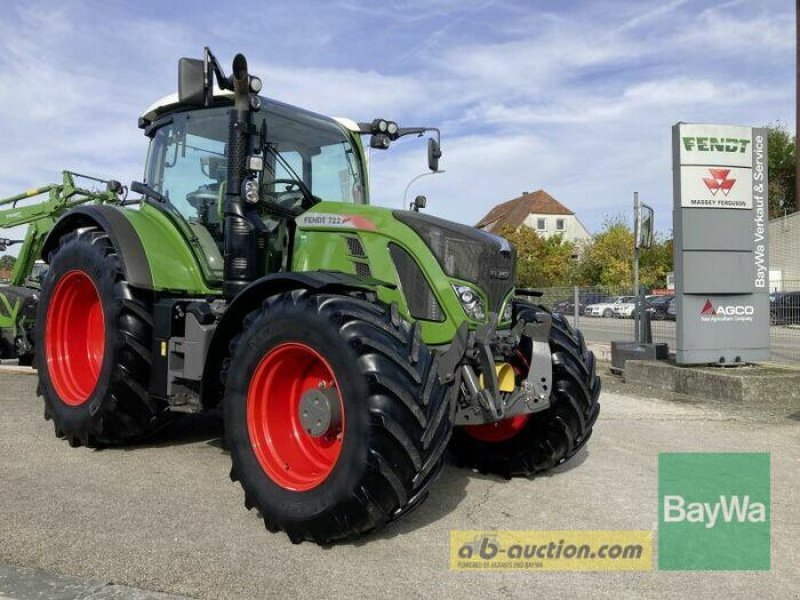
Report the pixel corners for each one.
[0,255,15,271]
[576,218,673,289]
[639,237,673,289]
[498,225,576,288]
[766,122,796,218]
[576,217,633,287]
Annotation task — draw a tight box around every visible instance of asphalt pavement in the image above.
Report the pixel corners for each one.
[0,369,798,599]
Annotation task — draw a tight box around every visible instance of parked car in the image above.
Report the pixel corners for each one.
[585,296,635,318]
[770,291,800,325]
[612,299,637,318]
[645,295,674,321]
[613,295,669,319]
[666,297,676,321]
[580,293,613,308]
[552,298,585,315]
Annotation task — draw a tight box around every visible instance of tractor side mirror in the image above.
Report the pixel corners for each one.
[178,57,207,106]
[106,180,123,195]
[428,138,442,172]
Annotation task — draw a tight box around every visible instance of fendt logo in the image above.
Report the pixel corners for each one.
[681,136,750,153]
[702,168,736,196]
[700,299,754,323]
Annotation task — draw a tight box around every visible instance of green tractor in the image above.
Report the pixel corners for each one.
[31,49,599,544]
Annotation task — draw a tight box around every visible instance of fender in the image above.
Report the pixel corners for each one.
[200,271,393,408]
[41,205,153,290]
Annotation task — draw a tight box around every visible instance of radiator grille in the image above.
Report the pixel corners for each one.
[353,261,372,278]
[389,243,444,322]
[345,236,366,257]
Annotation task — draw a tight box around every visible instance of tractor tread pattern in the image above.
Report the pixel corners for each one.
[450,301,601,478]
[225,290,452,544]
[38,228,169,447]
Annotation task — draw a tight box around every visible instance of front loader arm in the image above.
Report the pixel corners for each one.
[0,171,123,286]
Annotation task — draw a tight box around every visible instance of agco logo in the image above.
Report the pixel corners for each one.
[702,168,736,196]
[700,299,754,322]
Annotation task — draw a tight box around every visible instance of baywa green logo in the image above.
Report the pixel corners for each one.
[658,453,770,570]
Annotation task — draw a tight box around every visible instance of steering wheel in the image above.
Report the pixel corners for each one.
[186,188,221,224]
[263,179,316,211]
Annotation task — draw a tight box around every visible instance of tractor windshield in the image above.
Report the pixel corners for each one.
[257,105,366,210]
[145,101,365,234]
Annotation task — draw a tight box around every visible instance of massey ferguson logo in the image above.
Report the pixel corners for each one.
[702,169,736,196]
[700,299,754,323]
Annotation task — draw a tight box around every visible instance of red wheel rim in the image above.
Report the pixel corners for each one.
[247,342,345,492]
[464,351,530,443]
[45,270,105,406]
[464,414,529,443]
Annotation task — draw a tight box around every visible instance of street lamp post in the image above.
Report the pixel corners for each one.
[402,170,445,209]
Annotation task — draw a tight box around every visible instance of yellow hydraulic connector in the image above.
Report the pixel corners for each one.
[479,362,516,393]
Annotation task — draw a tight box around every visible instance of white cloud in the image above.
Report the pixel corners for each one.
[0,0,794,243]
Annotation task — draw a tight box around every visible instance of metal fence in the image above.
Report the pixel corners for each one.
[533,284,800,365]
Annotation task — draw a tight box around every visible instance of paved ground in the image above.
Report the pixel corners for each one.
[571,316,800,364]
[0,368,798,599]
[0,564,189,599]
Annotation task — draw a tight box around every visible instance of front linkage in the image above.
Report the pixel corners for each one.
[439,309,553,426]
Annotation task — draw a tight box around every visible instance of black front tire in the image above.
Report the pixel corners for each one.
[224,291,453,544]
[36,228,169,447]
[450,302,600,478]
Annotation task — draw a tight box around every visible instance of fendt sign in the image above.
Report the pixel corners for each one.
[672,123,769,364]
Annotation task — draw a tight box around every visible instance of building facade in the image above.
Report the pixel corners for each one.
[475,189,592,245]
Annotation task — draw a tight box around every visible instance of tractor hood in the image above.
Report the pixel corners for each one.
[391,210,516,315]
[293,202,517,343]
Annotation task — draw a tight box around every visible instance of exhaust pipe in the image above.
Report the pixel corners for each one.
[231,53,250,116]
[223,53,257,300]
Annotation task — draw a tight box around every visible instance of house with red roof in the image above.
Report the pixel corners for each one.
[475,189,591,246]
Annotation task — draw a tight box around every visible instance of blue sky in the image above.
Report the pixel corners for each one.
[0,0,794,241]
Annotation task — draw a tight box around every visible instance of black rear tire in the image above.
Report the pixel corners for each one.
[224,290,453,544]
[450,301,600,478]
[36,228,169,447]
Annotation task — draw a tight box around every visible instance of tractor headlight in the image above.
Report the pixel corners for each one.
[249,75,263,93]
[453,284,485,321]
[242,177,259,204]
[501,300,513,323]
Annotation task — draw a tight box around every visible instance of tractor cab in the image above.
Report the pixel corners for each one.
[139,95,368,280]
